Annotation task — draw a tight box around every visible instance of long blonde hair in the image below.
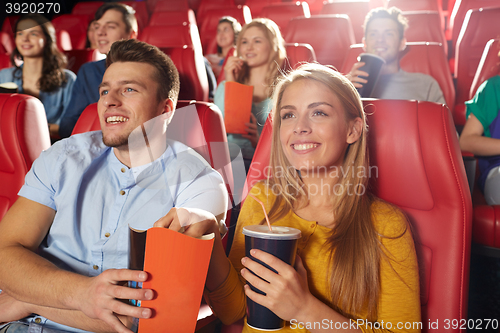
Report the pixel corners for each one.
[235,18,286,91]
[266,63,380,320]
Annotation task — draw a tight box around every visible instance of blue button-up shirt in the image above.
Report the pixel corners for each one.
[11,131,227,333]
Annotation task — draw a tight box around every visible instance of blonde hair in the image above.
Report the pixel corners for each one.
[235,18,286,91]
[266,63,380,320]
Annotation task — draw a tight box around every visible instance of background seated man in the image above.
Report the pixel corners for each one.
[0,39,227,333]
[347,7,446,104]
[58,2,138,139]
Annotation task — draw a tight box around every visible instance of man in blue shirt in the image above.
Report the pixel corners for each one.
[0,40,228,333]
[58,3,138,139]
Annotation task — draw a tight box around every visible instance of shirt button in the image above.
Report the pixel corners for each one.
[310,223,315,228]
[93,265,99,270]
[120,190,125,195]
[35,318,42,324]
[105,232,111,238]
[121,167,126,173]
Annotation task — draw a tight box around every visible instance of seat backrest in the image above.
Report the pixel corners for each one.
[320,0,371,43]
[64,49,105,74]
[152,0,190,12]
[454,6,500,105]
[51,14,90,50]
[284,43,317,70]
[0,93,51,220]
[56,30,72,52]
[0,53,11,70]
[196,0,237,27]
[246,99,472,331]
[388,0,444,28]
[120,1,150,31]
[198,5,251,55]
[1,16,19,41]
[449,0,500,53]
[259,2,310,37]
[71,1,104,17]
[0,31,14,54]
[162,47,209,101]
[148,9,197,27]
[341,42,455,110]
[403,11,448,55]
[71,100,235,247]
[243,0,280,17]
[285,15,356,69]
[139,24,202,51]
[469,38,500,99]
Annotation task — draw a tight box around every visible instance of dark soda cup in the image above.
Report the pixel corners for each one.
[243,225,301,330]
[356,53,385,98]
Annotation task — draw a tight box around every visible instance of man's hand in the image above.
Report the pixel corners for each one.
[345,62,369,88]
[0,291,32,324]
[75,269,152,333]
[153,207,219,239]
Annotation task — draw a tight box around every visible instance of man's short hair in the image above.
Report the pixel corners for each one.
[106,39,180,106]
[363,7,409,40]
[94,2,138,35]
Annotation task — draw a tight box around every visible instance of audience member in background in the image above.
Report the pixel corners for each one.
[347,7,445,104]
[214,18,286,171]
[459,69,500,204]
[206,16,242,77]
[58,3,137,138]
[0,39,227,333]
[0,14,76,138]
[85,20,98,49]
[203,63,420,332]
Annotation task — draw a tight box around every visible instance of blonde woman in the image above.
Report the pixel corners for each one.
[214,18,286,170]
[203,63,421,332]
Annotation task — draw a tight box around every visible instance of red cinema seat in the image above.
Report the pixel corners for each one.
[469,39,500,99]
[52,14,91,50]
[387,0,444,30]
[243,99,472,332]
[403,11,448,55]
[448,0,500,52]
[0,53,11,70]
[1,16,20,41]
[259,2,310,36]
[148,10,197,27]
[152,0,190,12]
[320,0,371,43]
[454,7,500,108]
[64,49,105,74]
[56,30,72,52]
[197,0,237,27]
[120,1,150,31]
[0,31,14,54]
[198,5,251,55]
[341,42,455,111]
[244,0,280,17]
[139,24,202,50]
[71,1,104,17]
[162,47,210,101]
[285,15,356,69]
[284,43,317,70]
[0,93,51,220]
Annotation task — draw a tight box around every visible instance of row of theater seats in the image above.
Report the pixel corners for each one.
[0,91,474,333]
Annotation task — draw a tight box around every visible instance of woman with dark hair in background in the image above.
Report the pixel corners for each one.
[0,14,76,138]
[206,16,242,77]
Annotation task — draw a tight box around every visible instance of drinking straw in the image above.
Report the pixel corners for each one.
[248,193,273,232]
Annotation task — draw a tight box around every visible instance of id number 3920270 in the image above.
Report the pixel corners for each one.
[6,2,61,14]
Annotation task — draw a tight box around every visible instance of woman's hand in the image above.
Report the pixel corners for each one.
[345,62,368,88]
[240,250,313,322]
[224,56,245,82]
[242,114,259,148]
